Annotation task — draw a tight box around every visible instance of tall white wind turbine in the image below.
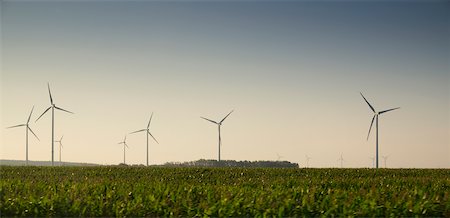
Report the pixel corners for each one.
[6,106,39,165]
[130,113,158,166]
[201,110,233,162]
[118,135,129,165]
[36,83,74,166]
[55,135,64,165]
[360,92,399,169]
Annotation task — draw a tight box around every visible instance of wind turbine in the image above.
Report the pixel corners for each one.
[276,153,284,161]
[6,106,39,165]
[360,92,399,169]
[55,135,64,165]
[382,155,390,168]
[337,154,344,168]
[118,135,129,165]
[305,155,311,168]
[130,113,158,166]
[201,110,233,162]
[36,83,74,166]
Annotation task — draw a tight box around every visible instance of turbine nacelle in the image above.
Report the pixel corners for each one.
[36,83,74,123]
[129,113,158,166]
[118,135,129,148]
[6,106,40,141]
[201,110,234,126]
[360,93,399,140]
[55,135,64,147]
[201,110,234,162]
[36,83,73,166]
[360,92,399,169]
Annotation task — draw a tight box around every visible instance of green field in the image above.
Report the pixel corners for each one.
[1,166,449,217]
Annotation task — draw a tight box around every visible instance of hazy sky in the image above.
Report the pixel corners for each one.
[1,0,449,168]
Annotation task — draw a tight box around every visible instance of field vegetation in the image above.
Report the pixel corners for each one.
[1,166,449,216]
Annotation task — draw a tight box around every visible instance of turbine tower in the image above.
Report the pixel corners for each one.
[6,106,39,165]
[55,135,64,165]
[36,83,74,166]
[118,135,129,165]
[130,113,158,166]
[201,110,233,162]
[337,154,344,168]
[305,155,311,168]
[360,92,399,169]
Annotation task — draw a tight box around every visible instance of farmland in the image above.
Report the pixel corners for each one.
[1,166,449,216]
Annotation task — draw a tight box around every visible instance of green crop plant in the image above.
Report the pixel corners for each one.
[1,166,449,216]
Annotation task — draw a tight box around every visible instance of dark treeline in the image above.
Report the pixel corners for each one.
[164,159,299,168]
[1,159,299,168]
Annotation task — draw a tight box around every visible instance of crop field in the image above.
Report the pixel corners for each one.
[1,166,449,217]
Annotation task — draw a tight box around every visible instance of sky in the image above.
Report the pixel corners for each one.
[1,0,449,168]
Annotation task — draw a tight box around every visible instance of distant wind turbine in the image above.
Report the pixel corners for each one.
[201,110,233,162]
[55,135,64,165]
[118,135,129,165]
[6,106,39,165]
[360,92,399,169]
[130,113,158,166]
[382,155,390,168]
[337,154,344,168]
[305,155,311,168]
[276,153,284,161]
[36,83,74,166]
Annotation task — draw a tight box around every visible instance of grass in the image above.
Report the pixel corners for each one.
[1,166,449,216]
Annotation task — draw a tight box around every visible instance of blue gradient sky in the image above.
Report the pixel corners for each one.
[1,0,449,167]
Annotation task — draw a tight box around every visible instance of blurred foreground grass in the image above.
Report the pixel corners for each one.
[1,166,449,216]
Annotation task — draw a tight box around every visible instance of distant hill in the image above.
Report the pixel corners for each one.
[0,159,100,166]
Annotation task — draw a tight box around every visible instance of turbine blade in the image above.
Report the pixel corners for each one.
[28,127,40,141]
[35,107,51,122]
[124,135,127,142]
[367,114,376,140]
[379,107,400,114]
[129,129,146,134]
[360,92,376,113]
[148,131,159,144]
[147,112,153,129]
[27,106,35,124]
[201,117,218,124]
[6,124,26,129]
[55,106,74,114]
[60,135,64,141]
[220,110,234,124]
[48,83,53,104]
[125,143,129,148]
